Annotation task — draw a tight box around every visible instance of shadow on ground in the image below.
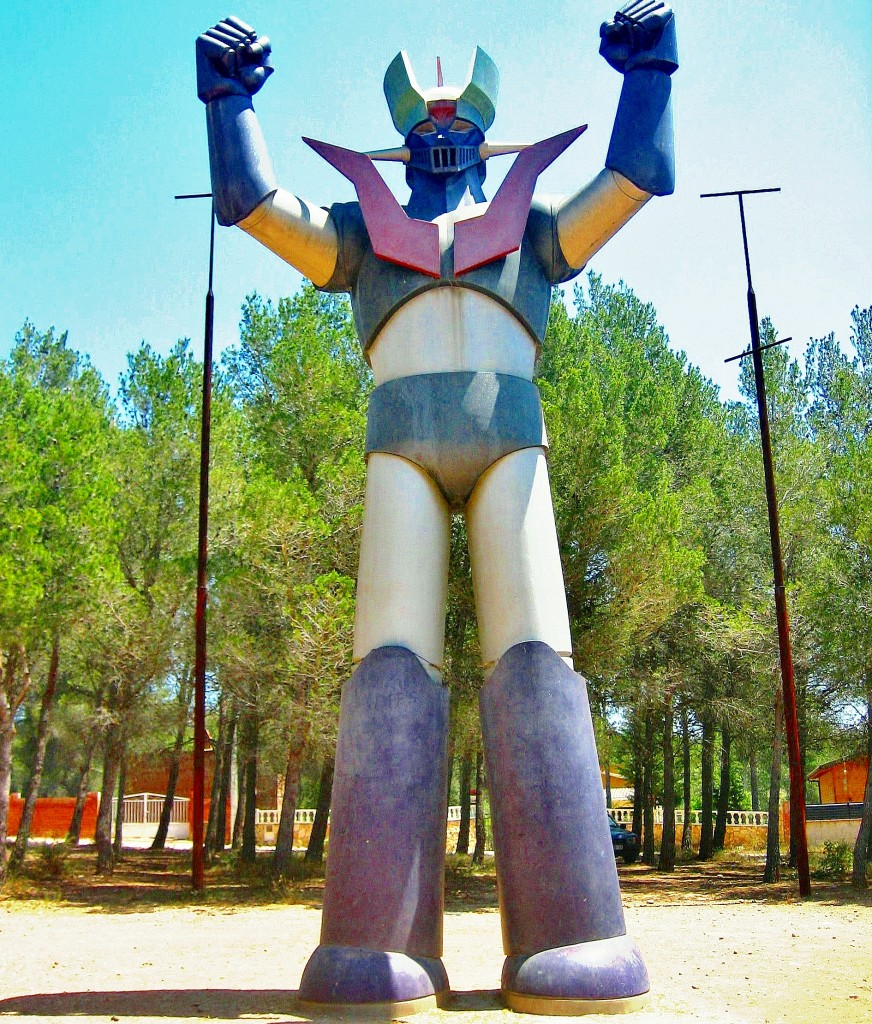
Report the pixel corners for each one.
[0,988,504,1021]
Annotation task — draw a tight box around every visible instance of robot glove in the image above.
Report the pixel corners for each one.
[599,1,678,76]
[196,16,274,104]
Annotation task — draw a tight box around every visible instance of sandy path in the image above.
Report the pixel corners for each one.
[1,893,870,1024]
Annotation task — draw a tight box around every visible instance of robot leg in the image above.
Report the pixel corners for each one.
[299,454,451,1014]
[467,449,649,1014]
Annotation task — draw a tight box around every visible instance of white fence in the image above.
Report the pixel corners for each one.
[111,792,190,839]
[609,807,769,827]
[254,805,477,830]
[254,808,319,827]
[255,806,765,830]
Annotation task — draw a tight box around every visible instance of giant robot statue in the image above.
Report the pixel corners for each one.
[197,1,677,1014]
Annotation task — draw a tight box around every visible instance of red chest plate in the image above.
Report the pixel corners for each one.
[305,125,586,279]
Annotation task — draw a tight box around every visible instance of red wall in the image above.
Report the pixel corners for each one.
[126,751,217,803]
[127,750,278,811]
[7,792,99,840]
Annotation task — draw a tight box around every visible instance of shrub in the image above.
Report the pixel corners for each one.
[817,841,852,877]
[34,843,68,880]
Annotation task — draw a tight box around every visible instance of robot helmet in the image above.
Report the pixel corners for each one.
[383,48,499,175]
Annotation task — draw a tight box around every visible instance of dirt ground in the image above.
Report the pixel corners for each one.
[0,849,870,1024]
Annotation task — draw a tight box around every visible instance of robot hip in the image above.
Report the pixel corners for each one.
[365,370,546,511]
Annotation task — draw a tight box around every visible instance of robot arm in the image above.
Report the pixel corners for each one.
[553,1,678,272]
[196,18,339,286]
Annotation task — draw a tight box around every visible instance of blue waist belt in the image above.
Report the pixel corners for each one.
[365,371,545,510]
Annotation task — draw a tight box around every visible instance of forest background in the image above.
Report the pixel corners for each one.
[2,275,871,888]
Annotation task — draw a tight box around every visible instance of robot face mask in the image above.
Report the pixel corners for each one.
[407,110,484,176]
[384,48,499,178]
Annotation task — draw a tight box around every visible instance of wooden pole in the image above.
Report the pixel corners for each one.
[175,192,215,891]
[703,187,811,896]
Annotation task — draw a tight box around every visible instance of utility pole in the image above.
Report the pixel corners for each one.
[702,186,811,897]
[174,191,215,891]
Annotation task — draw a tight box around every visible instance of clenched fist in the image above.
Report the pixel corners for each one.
[196,16,274,103]
[599,1,678,75]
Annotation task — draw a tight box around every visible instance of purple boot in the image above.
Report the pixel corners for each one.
[480,641,649,1015]
[298,646,451,1014]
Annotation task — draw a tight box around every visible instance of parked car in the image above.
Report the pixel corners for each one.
[608,814,639,864]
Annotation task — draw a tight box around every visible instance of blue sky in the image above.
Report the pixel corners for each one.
[2,0,870,402]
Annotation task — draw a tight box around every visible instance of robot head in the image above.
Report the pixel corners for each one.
[384,48,499,180]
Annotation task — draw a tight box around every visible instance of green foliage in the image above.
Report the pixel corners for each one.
[33,842,69,880]
[114,339,202,608]
[214,286,367,778]
[801,307,872,723]
[4,283,871,848]
[0,324,116,648]
[714,755,750,812]
[539,276,712,680]
[223,287,369,490]
[815,840,852,877]
[1,325,121,853]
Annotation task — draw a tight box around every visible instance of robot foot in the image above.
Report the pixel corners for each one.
[301,646,451,1015]
[501,934,649,1015]
[298,945,449,1015]
[481,642,649,1014]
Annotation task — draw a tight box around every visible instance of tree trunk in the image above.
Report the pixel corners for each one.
[698,711,715,860]
[455,750,472,856]
[206,697,232,859]
[10,635,61,870]
[149,749,180,852]
[851,690,872,889]
[95,721,123,874]
[642,711,656,865]
[240,710,259,863]
[631,723,643,842]
[203,700,224,863]
[658,695,676,871]
[681,704,693,853]
[152,673,192,851]
[66,734,97,845]
[471,750,487,865]
[749,747,760,812]
[232,754,245,849]
[212,709,236,854]
[713,724,731,851]
[305,756,333,863]
[0,695,15,888]
[241,756,258,863]
[603,717,613,810]
[113,751,127,858]
[272,729,307,877]
[789,672,809,869]
[763,686,783,883]
[0,646,32,887]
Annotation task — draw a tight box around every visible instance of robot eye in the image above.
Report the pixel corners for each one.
[451,119,475,132]
[414,121,437,135]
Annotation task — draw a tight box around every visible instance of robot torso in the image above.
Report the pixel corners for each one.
[317,196,580,510]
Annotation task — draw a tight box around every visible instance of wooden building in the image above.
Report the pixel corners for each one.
[808,756,869,804]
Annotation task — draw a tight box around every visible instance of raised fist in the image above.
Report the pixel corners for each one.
[196,16,273,103]
[599,1,678,75]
